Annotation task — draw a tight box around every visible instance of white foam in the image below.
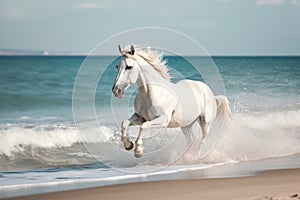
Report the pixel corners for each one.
[0,124,111,156]
[205,110,300,162]
[1,110,299,167]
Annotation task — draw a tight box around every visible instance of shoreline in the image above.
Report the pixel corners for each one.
[8,168,300,200]
[3,154,300,200]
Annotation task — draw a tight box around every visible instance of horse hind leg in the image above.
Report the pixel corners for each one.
[198,116,211,143]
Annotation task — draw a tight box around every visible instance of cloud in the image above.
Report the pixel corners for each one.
[77,2,110,10]
[256,0,284,5]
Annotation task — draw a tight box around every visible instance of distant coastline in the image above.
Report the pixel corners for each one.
[1,49,299,57]
[0,49,88,56]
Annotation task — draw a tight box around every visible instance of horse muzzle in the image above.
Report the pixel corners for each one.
[112,84,124,98]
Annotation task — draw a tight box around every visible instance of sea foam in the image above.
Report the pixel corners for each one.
[1,110,299,171]
[205,110,300,162]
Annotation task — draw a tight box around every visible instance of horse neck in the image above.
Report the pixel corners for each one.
[136,61,171,95]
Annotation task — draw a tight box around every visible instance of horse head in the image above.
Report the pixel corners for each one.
[112,45,140,98]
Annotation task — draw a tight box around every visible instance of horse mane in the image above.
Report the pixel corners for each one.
[123,46,171,81]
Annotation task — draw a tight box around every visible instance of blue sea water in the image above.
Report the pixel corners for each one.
[0,55,300,198]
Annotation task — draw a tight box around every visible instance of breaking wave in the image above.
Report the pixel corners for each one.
[1,109,299,171]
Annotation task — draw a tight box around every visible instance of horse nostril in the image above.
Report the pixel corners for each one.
[112,84,123,97]
[112,84,115,92]
[117,88,122,94]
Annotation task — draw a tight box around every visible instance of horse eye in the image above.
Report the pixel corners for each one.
[116,65,118,69]
[125,65,133,70]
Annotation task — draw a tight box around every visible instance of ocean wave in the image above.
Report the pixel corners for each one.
[205,110,300,162]
[1,110,300,171]
[0,125,79,156]
[0,124,116,156]
[0,124,115,171]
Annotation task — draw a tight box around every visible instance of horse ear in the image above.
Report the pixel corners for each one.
[129,45,135,55]
[118,44,123,55]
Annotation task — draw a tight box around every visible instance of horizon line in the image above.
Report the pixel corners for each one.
[1,48,299,57]
[0,53,299,57]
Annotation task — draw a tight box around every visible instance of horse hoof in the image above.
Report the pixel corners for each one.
[134,148,144,158]
[124,141,134,151]
[134,152,143,158]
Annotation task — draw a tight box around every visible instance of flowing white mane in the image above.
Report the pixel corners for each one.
[135,49,171,81]
[123,46,171,81]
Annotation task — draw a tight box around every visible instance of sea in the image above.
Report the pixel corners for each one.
[0,55,300,198]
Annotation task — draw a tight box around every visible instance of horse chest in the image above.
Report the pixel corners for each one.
[134,97,162,121]
[135,104,157,121]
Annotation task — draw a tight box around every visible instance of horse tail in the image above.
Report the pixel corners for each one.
[215,95,232,126]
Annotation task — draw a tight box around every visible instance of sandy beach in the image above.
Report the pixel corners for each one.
[8,168,300,200]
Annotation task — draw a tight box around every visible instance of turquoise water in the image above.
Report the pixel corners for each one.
[0,55,300,198]
[1,56,299,119]
[0,56,81,122]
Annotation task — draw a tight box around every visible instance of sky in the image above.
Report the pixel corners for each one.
[0,0,300,55]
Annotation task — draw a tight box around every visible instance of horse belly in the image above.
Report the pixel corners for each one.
[167,102,200,128]
[184,80,218,122]
[168,82,203,127]
[167,116,195,128]
[168,80,218,128]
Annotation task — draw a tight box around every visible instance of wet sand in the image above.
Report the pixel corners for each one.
[8,168,300,200]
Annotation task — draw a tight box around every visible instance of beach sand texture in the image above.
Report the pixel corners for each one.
[8,169,300,200]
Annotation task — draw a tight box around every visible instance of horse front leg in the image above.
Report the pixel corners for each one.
[134,127,146,158]
[121,119,134,150]
[121,113,144,151]
[134,115,169,158]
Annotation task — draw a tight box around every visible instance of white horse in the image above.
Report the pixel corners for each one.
[112,45,231,158]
